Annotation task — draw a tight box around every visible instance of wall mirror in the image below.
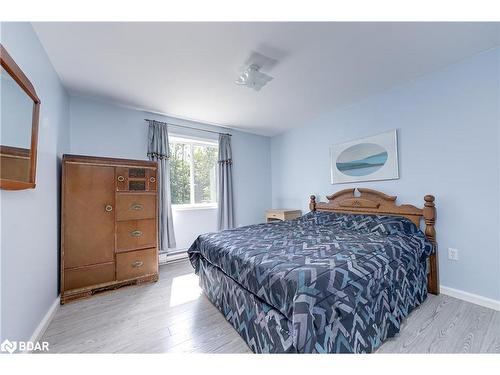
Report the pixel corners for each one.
[0,44,40,190]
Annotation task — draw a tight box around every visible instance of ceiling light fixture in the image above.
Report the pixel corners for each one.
[235,64,273,91]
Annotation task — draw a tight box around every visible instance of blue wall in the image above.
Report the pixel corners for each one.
[0,23,70,341]
[68,96,272,230]
[271,48,500,301]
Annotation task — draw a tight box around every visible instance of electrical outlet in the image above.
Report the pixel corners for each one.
[448,248,459,261]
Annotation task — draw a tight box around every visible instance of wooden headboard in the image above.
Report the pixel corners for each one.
[309,188,439,295]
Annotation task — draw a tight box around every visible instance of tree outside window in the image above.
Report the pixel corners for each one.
[169,136,217,207]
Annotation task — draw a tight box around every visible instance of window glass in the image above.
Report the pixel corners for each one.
[193,144,218,204]
[169,137,218,206]
[169,142,191,205]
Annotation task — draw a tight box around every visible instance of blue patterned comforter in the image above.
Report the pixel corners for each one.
[188,212,433,353]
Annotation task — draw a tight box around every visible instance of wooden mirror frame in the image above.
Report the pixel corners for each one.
[0,43,41,190]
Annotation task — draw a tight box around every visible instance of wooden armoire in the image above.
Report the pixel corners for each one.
[61,154,159,304]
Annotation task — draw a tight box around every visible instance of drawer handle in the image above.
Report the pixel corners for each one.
[105,204,113,212]
[149,177,156,183]
[130,203,143,211]
[117,175,125,182]
[132,261,144,268]
[131,230,143,237]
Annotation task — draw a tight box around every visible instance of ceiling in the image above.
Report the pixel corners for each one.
[33,22,499,136]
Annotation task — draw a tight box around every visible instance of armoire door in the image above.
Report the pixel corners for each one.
[63,163,115,269]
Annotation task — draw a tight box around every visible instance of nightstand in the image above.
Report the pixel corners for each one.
[265,209,302,223]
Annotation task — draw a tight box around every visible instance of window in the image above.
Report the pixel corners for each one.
[169,135,218,208]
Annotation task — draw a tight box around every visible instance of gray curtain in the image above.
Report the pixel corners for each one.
[147,120,176,251]
[217,134,235,230]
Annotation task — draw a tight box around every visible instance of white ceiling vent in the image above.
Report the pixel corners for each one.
[235,64,274,91]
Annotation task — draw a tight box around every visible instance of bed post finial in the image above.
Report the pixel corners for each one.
[423,195,439,295]
[309,195,316,212]
[423,195,436,243]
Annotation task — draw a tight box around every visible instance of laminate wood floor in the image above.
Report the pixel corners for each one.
[42,260,500,353]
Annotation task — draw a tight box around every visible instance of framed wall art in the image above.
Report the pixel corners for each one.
[330,129,399,184]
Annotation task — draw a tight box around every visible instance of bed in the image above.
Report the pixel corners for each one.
[188,188,439,353]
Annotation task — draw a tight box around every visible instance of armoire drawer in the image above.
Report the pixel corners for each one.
[116,193,156,221]
[64,263,115,291]
[116,167,157,192]
[116,219,156,252]
[116,248,157,281]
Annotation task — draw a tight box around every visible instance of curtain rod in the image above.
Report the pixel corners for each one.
[144,118,232,137]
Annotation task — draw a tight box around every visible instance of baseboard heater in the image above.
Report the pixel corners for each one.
[159,250,188,265]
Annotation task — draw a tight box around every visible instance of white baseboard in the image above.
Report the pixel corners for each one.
[440,285,500,311]
[25,296,60,352]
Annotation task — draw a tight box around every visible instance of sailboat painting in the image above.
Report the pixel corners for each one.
[331,130,399,184]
